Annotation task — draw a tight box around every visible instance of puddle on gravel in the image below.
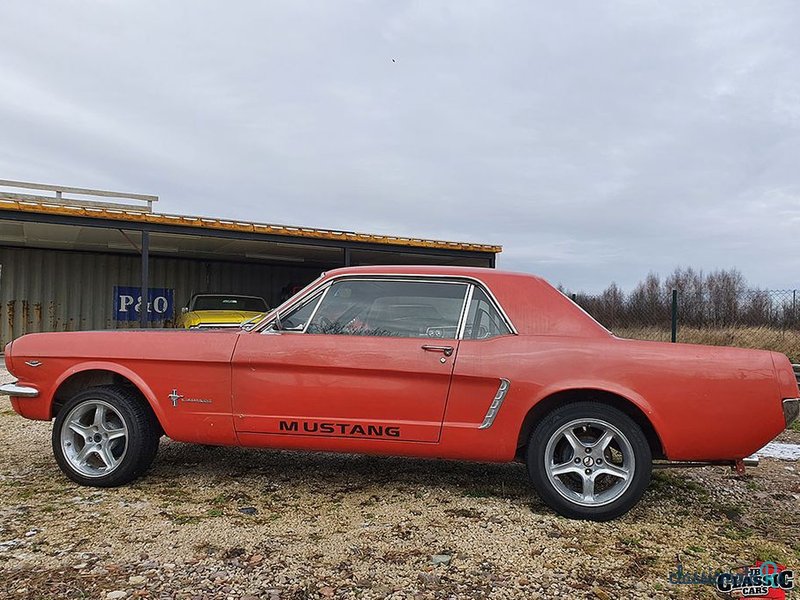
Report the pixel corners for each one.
[754,442,800,461]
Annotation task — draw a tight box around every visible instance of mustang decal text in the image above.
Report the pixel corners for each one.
[278,420,401,438]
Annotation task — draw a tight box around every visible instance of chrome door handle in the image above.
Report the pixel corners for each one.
[421,345,454,357]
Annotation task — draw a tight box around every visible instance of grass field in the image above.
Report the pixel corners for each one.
[613,326,800,362]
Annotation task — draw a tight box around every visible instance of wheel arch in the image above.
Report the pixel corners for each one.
[515,387,666,460]
[50,363,166,434]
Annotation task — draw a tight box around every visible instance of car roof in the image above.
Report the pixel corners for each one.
[192,293,265,299]
[322,265,544,282]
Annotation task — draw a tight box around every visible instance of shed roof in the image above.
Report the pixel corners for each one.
[0,197,501,254]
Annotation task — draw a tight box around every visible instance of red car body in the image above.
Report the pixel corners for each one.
[4,265,796,464]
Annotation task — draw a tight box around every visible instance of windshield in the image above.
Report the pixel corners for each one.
[192,295,268,312]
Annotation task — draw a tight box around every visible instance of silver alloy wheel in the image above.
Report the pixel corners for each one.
[543,417,635,507]
[59,400,128,478]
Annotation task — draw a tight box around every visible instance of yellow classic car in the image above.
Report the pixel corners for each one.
[177,294,269,329]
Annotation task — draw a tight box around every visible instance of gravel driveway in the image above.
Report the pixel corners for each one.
[0,365,798,599]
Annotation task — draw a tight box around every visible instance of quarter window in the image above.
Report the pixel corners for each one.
[307,279,468,339]
[464,287,511,340]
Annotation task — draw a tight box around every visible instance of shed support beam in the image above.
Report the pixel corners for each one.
[140,230,149,328]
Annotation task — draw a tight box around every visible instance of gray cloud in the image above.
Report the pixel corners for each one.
[1,1,798,291]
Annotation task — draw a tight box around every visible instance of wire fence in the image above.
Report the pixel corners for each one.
[571,289,800,361]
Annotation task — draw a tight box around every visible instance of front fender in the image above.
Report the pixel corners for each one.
[44,361,168,430]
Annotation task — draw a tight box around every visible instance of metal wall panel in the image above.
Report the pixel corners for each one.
[0,246,325,345]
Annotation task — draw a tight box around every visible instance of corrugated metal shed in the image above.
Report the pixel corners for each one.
[0,247,319,344]
[0,180,502,345]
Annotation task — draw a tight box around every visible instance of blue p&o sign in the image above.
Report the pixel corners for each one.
[114,286,174,321]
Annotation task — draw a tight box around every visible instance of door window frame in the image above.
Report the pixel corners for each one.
[258,275,517,339]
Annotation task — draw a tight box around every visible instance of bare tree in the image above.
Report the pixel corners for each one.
[664,267,705,327]
[566,267,796,332]
[705,269,746,326]
[628,272,667,326]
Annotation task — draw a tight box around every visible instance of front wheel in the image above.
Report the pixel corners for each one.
[52,385,160,487]
[527,402,651,521]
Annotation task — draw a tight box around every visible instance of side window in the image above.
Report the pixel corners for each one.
[272,290,323,331]
[307,279,468,339]
[464,287,511,340]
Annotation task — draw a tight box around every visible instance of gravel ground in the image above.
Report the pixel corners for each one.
[0,365,798,599]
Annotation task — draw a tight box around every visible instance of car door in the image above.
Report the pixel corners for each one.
[444,286,517,434]
[231,277,470,443]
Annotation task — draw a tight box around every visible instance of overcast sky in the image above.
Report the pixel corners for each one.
[1,1,799,291]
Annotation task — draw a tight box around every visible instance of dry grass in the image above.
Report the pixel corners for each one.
[614,326,800,362]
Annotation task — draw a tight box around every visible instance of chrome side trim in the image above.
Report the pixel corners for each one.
[0,381,39,398]
[301,286,331,333]
[25,360,42,367]
[478,378,510,429]
[456,285,475,340]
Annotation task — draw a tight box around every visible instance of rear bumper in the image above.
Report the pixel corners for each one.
[783,398,799,428]
[0,381,39,398]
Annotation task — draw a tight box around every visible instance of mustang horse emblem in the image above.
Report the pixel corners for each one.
[168,389,184,408]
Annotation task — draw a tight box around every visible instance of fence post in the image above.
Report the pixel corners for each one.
[671,289,678,343]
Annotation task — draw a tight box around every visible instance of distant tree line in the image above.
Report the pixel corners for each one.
[562,268,799,329]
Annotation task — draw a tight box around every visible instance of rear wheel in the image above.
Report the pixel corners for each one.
[527,402,651,521]
[52,385,160,487]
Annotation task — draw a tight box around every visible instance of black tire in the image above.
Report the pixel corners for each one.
[526,401,651,521]
[51,385,160,487]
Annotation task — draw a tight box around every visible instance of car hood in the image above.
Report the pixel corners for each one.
[7,329,244,366]
[185,310,265,324]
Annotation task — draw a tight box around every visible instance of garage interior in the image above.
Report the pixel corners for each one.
[0,180,501,345]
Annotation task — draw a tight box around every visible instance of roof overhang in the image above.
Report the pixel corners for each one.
[0,201,500,268]
[0,198,501,258]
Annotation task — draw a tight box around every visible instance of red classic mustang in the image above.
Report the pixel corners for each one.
[2,266,798,520]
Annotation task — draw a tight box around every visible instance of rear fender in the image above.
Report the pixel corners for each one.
[529,379,670,456]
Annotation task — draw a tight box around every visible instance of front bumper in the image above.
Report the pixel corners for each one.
[784,398,799,428]
[0,380,39,398]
